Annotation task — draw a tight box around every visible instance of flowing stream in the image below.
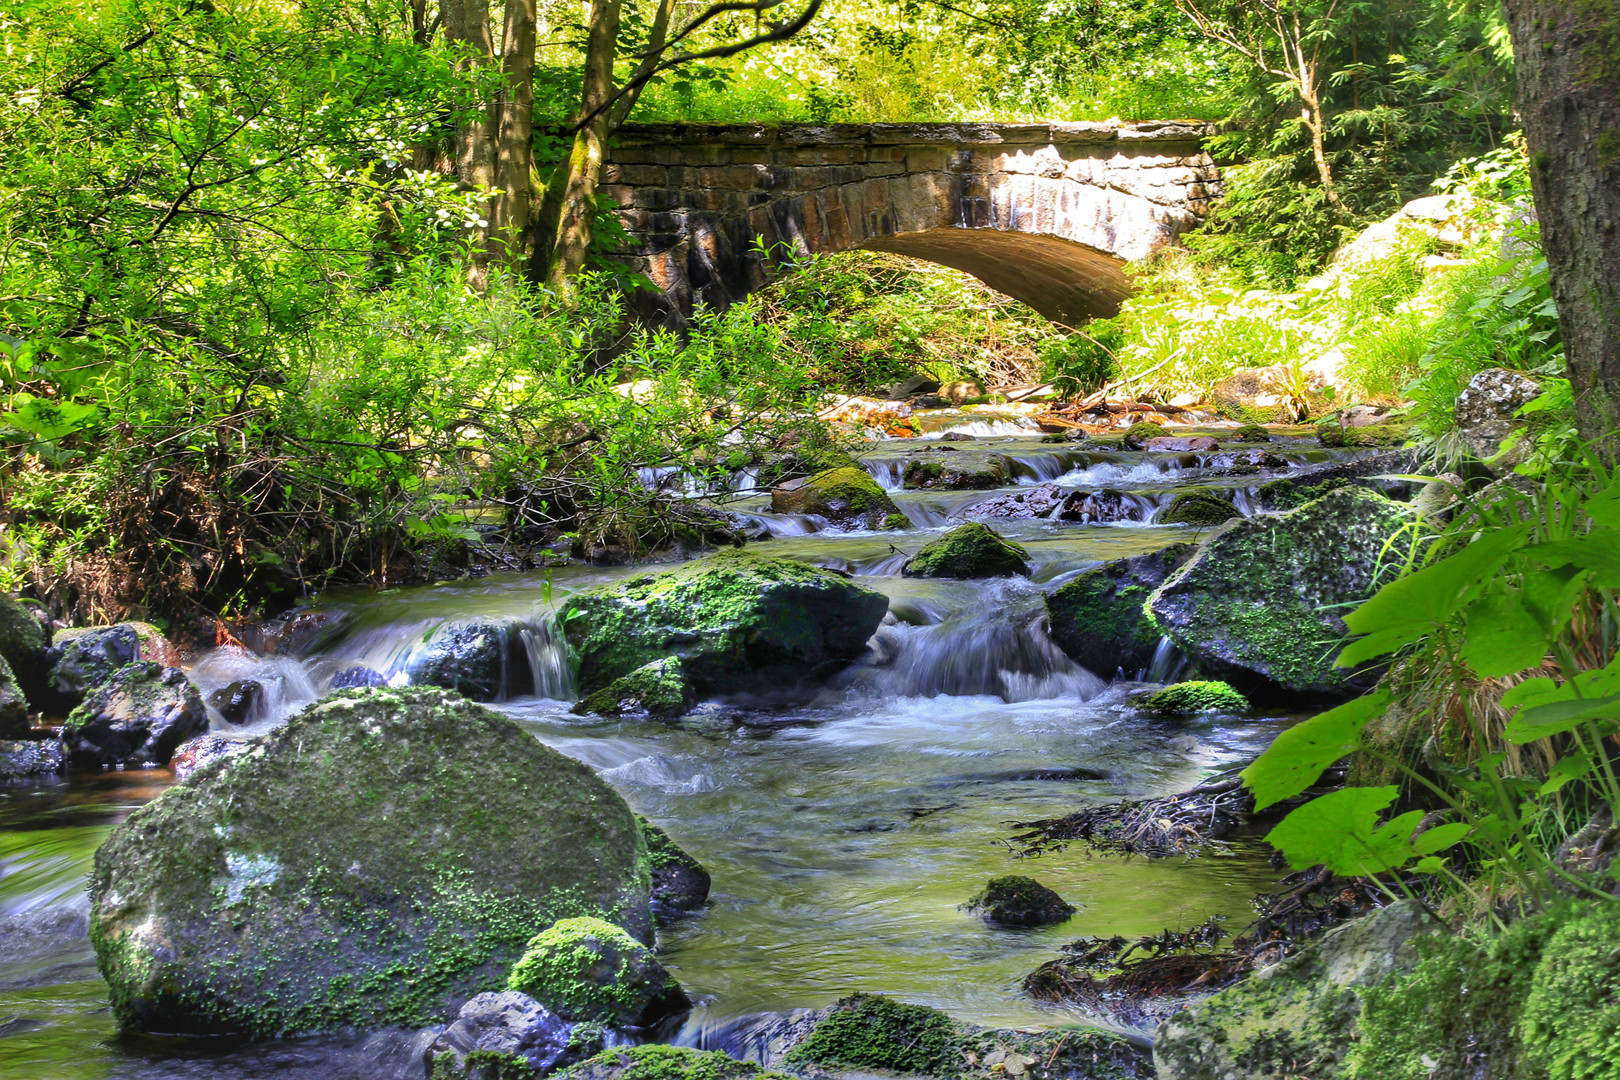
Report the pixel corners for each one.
[0,425,1379,1078]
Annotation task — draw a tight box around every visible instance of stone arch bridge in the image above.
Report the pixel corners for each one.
[599,121,1220,328]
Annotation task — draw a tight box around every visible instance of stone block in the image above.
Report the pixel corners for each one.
[905,147,950,172]
[701,165,764,190]
[615,164,668,186]
[598,184,635,208]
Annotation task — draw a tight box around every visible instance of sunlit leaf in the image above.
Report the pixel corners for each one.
[1266,787,1420,875]
[1243,691,1390,810]
[1413,821,1471,854]
[1538,751,1595,795]
[1460,588,1549,677]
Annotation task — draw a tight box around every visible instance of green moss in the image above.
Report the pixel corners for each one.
[965,875,1075,926]
[1260,476,1352,511]
[1232,424,1271,442]
[557,1045,791,1080]
[577,657,689,718]
[1138,680,1249,715]
[1318,420,1411,448]
[1122,422,1170,448]
[903,523,1029,579]
[0,593,44,671]
[901,456,1008,491]
[1520,902,1620,1080]
[1159,490,1241,527]
[787,994,964,1075]
[433,1050,542,1080]
[882,512,911,530]
[505,916,680,1026]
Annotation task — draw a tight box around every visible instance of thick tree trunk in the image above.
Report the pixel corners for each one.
[490,0,537,268]
[543,0,623,290]
[1503,0,1620,451]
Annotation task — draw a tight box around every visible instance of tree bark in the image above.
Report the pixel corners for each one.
[542,0,624,290]
[441,0,499,280]
[1503,0,1620,451]
[490,0,537,269]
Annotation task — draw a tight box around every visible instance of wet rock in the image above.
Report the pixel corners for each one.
[0,738,64,781]
[1209,448,1287,473]
[1158,490,1241,527]
[1317,416,1413,448]
[408,620,525,702]
[786,994,964,1075]
[507,916,689,1030]
[207,679,263,725]
[1149,487,1414,697]
[0,654,28,738]
[1209,365,1304,424]
[565,551,889,700]
[560,1046,783,1080]
[902,455,1009,490]
[90,686,654,1037]
[1254,449,1419,508]
[62,663,207,767]
[1229,425,1271,442]
[902,523,1029,579]
[770,467,909,530]
[1454,367,1543,462]
[1121,422,1169,450]
[885,374,941,401]
[1056,489,1143,523]
[0,594,48,706]
[938,429,979,442]
[967,875,1075,926]
[170,734,245,780]
[331,665,389,690]
[1154,900,1446,1080]
[355,1026,445,1080]
[46,623,181,710]
[426,991,573,1079]
[1146,436,1219,452]
[1134,680,1248,716]
[639,817,711,916]
[1045,544,1196,677]
[575,656,691,719]
[959,483,1066,519]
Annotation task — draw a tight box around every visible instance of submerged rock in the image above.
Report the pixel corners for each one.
[46,623,181,709]
[426,991,574,1079]
[206,679,263,725]
[967,875,1075,927]
[638,817,711,917]
[1148,487,1413,697]
[0,738,64,781]
[1154,901,1445,1080]
[408,620,523,702]
[1134,680,1249,716]
[61,663,207,766]
[575,657,691,719]
[770,467,910,530]
[902,523,1029,579]
[1044,544,1196,678]
[565,551,889,700]
[506,916,688,1030]
[90,686,653,1037]
[1158,490,1241,527]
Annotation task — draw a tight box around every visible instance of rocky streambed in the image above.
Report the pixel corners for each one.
[0,420,1429,1079]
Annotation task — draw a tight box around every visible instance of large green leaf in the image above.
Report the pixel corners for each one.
[1525,531,1620,587]
[1242,690,1390,810]
[1460,588,1550,677]
[1504,694,1620,743]
[1265,786,1422,875]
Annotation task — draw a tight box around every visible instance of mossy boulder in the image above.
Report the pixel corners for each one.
[1121,423,1169,449]
[967,876,1075,927]
[559,1045,791,1080]
[1044,544,1196,678]
[0,593,47,703]
[787,994,964,1075]
[903,523,1029,579]
[1154,900,1445,1080]
[575,657,691,719]
[47,622,181,709]
[902,455,1010,490]
[506,916,688,1030]
[638,817,710,917]
[1148,487,1413,697]
[1230,425,1271,442]
[771,467,910,530]
[1158,491,1241,527]
[89,686,654,1037]
[1135,680,1249,716]
[61,662,207,766]
[564,551,889,699]
[1318,419,1412,448]
[0,654,28,738]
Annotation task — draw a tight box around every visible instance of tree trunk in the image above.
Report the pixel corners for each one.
[489,0,537,269]
[1298,87,1341,208]
[441,0,497,280]
[1503,0,1620,452]
[542,0,623,290]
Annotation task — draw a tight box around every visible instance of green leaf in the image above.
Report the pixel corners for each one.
[1266,787,1420,875]
[1538,751,1595,795]
[1460,588,1550,677]
[1242,690,1390,810]
[1518,567,1589,639]
[1412,821,1472,855]
[1,394,103,442]
[1505,693,1620,743]
[1525,532,1620,587]
[1414,855,1448,874]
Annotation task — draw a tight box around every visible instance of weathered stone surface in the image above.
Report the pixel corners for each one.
[639,818,711,917]
[1146,436,1219,452]
[959,483,1067,519]
[902,453,1010,490]
[47,623,182,709]
[903,523,1029,579]
[61,662,207,766]
[1148,487,1413,695]
[575,656,692,719]
[1154,901,1446,1080]
[506,916,689,1030]
[771,467,909,530]
[1045,544,1196,677]
[90,687,653,1037]
[599,122,1218,328]
[1057,489,1148,523]
[565,551,889,698]
[1158,490,1241,527]
[0,654,28,738]
[1454,367,1543,462]
[169,734,245,781]
[426,991,574,1078]
[206,679,262,724]
[967,875,1075,926]
[408,620,524,702]
[0,738,63,780]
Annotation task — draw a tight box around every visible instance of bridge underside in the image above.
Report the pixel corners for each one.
[860,228,1130,326]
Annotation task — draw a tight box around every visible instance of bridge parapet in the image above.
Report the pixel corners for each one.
[600,121,1220,327]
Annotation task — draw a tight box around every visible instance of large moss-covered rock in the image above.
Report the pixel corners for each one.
[1148,487,1413,696]
[903,523,1029,579]
[89,687,653,1037]
[47,622,181,709]
[902,454,1010,490]
[0,594,47,702]
[574,657,691,719]
[0,654,28,738]
[1044,544,1196,678]
[770,467,910,530]
[1154,901,1446,1080]
[62,662,207,766]
[560,1045,790,1080]
[1158,491,1241,527]
[506,916,688,1030]
[564,551,889,698]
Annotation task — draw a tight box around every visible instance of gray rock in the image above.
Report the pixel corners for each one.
[408,621,523,702]
[640,818,711,917]
[959,483,1067,519]
[0,738,64,781]
[1154,900,1447,1080]
[46,623,181,709]
[1057,489,1148,524]
[170,734,245,780]
[1148,487,1413,696]
[886,374,941,401]
[207,679,263,724]
[426,991,574,1078]
[61,662,207,766]
[1454,368,1543,463]
[1045,544,1196,677]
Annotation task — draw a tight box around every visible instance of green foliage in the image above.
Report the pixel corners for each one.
[786,994,964,1075]
[1139,680,1249,715]
[1520,903,1620,1080]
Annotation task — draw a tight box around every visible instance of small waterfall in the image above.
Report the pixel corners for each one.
[859,457,907,491]
[189,646,321,727]
[1145,635,1191,684]
[1006,450,1089,483]
[519,618,576,700]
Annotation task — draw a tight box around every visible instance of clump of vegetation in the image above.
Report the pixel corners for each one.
[1139,681,1250,715]
[786,994,964,1075]
[557,1045,789,1080]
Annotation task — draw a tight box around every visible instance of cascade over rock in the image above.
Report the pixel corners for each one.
[1148,487,1413,696]
[89,687,653,1038]
[564,551,889,698]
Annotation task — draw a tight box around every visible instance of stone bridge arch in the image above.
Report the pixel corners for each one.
[599,121,1220,328]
